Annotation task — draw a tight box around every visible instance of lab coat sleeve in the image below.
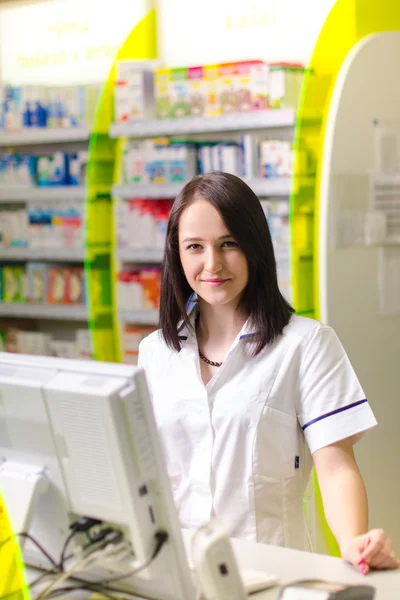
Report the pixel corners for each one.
[296,325,377,455]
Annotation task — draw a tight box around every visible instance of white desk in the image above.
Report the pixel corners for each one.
[27,536,400,599]
[230,537,400,599]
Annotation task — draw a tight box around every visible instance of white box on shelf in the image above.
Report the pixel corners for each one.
[115,61,155,123]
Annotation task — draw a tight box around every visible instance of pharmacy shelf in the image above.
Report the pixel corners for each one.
[0,303,87,320]
[119,309,159,326]
[0,248,85,262]
[109,109,296,138]
[113,178,291,199]
[0,186,86,203]
[0,127,90,147]
[118,248,164,263]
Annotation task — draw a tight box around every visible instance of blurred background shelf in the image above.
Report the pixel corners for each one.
[118,248,164,263]
[109,110,297,138]
[0,186,86,203]
[0,303,87,320]
[119,309,159,325]
[113,178,292,199]
[0,127,90,147]
[0,247,85,262]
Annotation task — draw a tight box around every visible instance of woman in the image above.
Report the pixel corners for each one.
[138,171,398,574]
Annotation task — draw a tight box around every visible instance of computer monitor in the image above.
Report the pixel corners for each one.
[0,352,196,600]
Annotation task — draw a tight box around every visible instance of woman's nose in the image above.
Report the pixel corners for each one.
[204,247,222,273]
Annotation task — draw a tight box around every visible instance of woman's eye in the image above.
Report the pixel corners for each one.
[187,244,202,251]
[222,241,238,248]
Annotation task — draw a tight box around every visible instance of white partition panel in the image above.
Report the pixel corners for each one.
[319,32,400,551]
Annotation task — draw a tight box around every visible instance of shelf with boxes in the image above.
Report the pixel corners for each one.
[0,319,92,358]
[0,199,85,258]
[110,59,313,363]
[0,83,101,359]
[0,262,87,315]
[0,82,101,140]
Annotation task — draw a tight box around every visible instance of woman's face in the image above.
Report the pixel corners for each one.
[178,198,249,309]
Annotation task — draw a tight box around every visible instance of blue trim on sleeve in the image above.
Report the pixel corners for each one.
[240,333,256,340]
[302,399,368,431]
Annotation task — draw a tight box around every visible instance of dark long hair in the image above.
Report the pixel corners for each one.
[159,171,294,355]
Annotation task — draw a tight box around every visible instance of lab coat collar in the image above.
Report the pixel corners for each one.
[177,305,256,346]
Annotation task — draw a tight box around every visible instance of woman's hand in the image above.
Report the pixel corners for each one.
[340,529,400,574]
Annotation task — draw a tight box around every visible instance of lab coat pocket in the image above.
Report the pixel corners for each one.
[254,406,299,480]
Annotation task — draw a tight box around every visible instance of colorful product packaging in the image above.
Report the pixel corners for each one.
[154,68,172,119]
[114,61,155,123]
[36,152,69,186]
[204,64,220,117]
[188,66,206,116]
[170,67,190,118]
[140,267,161,310]
[68,151,88,185]
[27,262,48,304]
[3,266,26,303]
[66,268,85,304]
[48,267,68,304]
[269,62,305,109]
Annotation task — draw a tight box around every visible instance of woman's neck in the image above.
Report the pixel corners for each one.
[196,300,248,348]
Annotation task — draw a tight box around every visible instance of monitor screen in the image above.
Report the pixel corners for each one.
[0,352,196,600]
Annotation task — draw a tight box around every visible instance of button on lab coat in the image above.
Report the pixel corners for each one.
[138,314,377,550]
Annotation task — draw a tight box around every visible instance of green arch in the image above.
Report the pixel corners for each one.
[292,0,400,555]
[85,8,157,362]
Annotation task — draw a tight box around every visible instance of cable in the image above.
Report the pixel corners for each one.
[29,528,124,590]
[58,529,77,573]
[34,533,129,600]
[0,532,58,570]
[46,584,119,599]
[90,530,169,585]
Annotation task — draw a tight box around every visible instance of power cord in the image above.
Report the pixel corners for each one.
[46,584,119,599]
[30,519,114,591]
[59,517,103,571]
[34,529,129,600]
[0,532,58,570]
[88,530,169,586]
[9,522,168,600]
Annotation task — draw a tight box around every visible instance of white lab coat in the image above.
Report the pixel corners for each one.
[138,313,377,550]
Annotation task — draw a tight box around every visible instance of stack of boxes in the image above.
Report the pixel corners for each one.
[0,202,85,250]
[114,60,305,124]
[120,136,309,183]
[0,263,86,306]
[0,83,102,132]
[122,139,197,184]
[115,199,172,251]
[0,323,92,359]
[122,325,156,365]
[0,151,88,187]
[117,266,161,312]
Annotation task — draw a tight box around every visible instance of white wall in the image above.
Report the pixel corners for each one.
[320,32,400,551]
[0,0,337,85]
[157,0,336,67]
[0,0,150,84]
